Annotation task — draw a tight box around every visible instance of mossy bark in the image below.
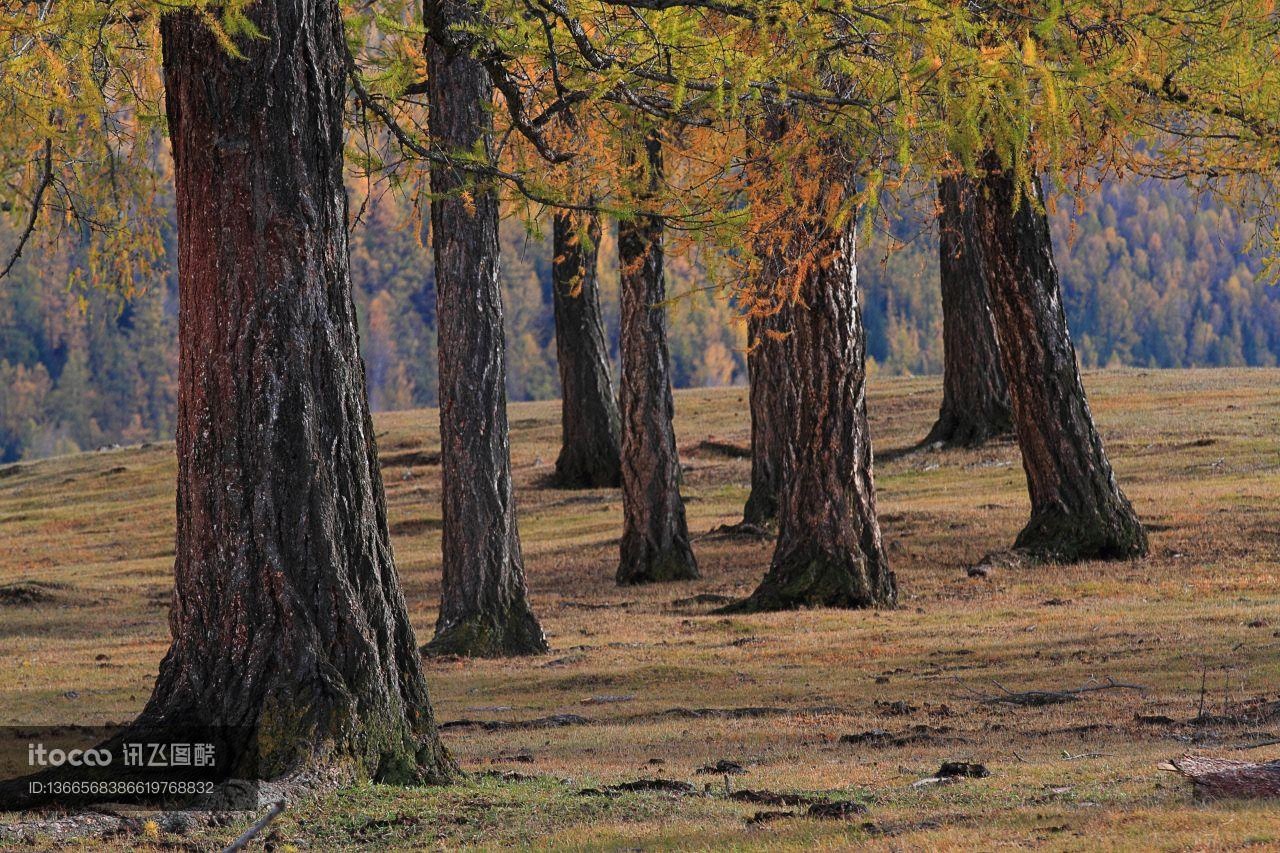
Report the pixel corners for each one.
[423,0,548,655]
[138,3,455,784]
[551,211,623,489]
[616,133,699,585]
[973,154,1147,563]
[924,174,1013,448]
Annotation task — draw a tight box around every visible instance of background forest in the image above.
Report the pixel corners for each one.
[0,175,1274,463]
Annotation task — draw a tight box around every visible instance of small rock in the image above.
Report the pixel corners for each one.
[937,761,989,778]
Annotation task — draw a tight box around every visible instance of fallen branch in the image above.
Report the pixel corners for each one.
[976,678,1148,707]
[222,800,285,853]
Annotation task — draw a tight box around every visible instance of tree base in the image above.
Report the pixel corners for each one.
[1013,505,1148,563]
[424,604,549,658]
[922,411,1013,449]
[741,489,778,528]
[616,541,699,585]
[551,451,621,489]
[720,548,896,613]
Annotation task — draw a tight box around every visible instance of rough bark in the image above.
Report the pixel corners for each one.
[973,156,1148,562]
[139,3,454,783]
[424,1,548,655]
[551,211,623,488]
[924,175,1013,447]
[729,210,896,612]
[616,134,699,585]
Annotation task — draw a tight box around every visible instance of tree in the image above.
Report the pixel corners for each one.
[728,133,896,611]
[973,155,1147,563]
[740,109,790,527]
[133,3,455,783]
[425,0,549,655]
[922,174,1013,447]
[616,132,699,585]
[551,211,623,488]
[741,312,783,525]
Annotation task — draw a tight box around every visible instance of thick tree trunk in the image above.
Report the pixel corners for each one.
[139,4,455,783]
[616,134,698,584]
[742,312,782,525]
[730,212,897,611]
[923,175,1013,447]
[551,211,622,488]
[424,2,548,655]
[973,157,1147,562]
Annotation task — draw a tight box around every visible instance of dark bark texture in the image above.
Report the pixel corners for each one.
[740,106,790,526]
[973,158,1147,562]
[551,211,623,488]
[730,213,897,611]
[146,4,454,783]
[425,1,547,656]
[616,135,699,585]
[742,312,783,525]
[924,175,1013,447]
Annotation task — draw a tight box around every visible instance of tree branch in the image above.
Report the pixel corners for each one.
[0,138,53,281]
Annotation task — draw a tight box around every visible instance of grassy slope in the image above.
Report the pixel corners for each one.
[2,368,1279,850]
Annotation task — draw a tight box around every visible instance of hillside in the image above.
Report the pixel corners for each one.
[3,177,1279,463]
[2,368,1279,848]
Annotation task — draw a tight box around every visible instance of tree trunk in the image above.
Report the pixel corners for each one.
[729,210,897,611]
[923,175,1013,447]
[139,3,455,783]
[973,156,1147,562]
[424,1,548,655]
[551,211,622,488]
[740,108,790,527]
[742,312,782,525]
[616,134,698,584]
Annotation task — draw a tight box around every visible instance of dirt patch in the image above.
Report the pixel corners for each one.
[438,714,590,732]
[388,517,443,537]
[0,580,66,606]
[379,449,441,468]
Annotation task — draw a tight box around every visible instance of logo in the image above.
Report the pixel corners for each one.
[27,743,113,768]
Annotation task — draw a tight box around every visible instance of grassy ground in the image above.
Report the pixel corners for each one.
[2,367,1279,850]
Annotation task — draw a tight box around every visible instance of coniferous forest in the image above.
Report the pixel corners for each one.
[1,178,1274,463]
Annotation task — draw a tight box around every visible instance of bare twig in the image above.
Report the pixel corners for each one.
[0,138,53,281]
[221,800,286,853]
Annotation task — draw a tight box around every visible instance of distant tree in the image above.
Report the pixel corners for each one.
[424,0,548,655]
[551,211,622,488]
[616,132,699,585]
[134,1,455,782]
[923,175,1012,447]
[974,155,1147,563]
[740,109,789,528]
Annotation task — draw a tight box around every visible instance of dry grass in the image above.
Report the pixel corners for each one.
[2,367,1280,850]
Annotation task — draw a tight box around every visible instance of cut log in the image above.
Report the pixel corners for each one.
[1161,755,1280,799]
